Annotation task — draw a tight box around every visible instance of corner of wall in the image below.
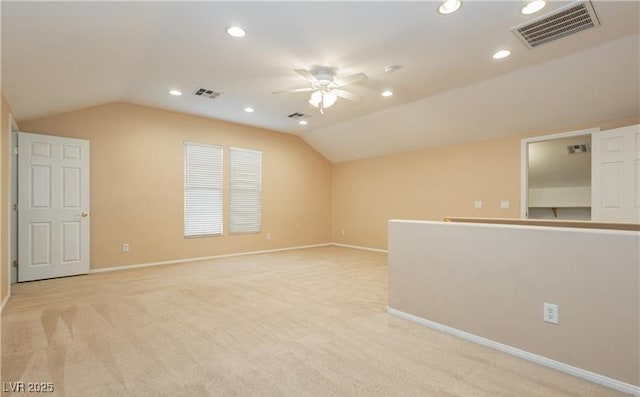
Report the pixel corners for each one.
[1,93,15,306]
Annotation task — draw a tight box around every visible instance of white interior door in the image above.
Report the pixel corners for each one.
[591,124,640,223]
[18,132,90,281]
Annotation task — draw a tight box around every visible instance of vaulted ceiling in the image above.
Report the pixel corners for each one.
[2,1,638,162]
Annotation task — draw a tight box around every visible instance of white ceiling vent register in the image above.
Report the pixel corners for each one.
[567,143,591,154]
[287,112,308,119]
[511,0,600,49]
[193,88,222,99]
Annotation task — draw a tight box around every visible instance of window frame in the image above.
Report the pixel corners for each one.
[183,141,224,238]
[228,147,263,235]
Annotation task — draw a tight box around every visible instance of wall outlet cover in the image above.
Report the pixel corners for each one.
[474,201,483,209]
[544,303,559,324]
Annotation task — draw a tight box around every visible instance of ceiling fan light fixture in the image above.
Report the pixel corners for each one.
[323,91,338,108]
[438,0,462,15]
[309,90,338,109]
[279,67,366,112]
[309,91,323,107]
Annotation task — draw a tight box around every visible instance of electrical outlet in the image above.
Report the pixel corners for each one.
[500,200,510,209]
[474,201,483,209]
[266,233,272,240]
[341,229,345,236]
[543,303,558,324]
[122,243,129,253]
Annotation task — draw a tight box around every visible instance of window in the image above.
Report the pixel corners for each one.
[184,142,223,237]
[229,147,262,234]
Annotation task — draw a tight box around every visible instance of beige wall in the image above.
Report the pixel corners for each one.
[0,95,11,305]
[388,220,639,387]
[331,117,639,249]
[19,102,332,269]
[9,103,639,279]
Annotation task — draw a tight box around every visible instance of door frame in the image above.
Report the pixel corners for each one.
[520,127,599,219]
[8,115,18,291]
[10,130,17,283]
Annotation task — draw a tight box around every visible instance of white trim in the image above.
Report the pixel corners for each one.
[520,128,599,219]
[9,130,17,285]
[1,292,9,313]
[7,115,18,299]
[387,307,640,396]
[90,243,332,274]
[10,114,18,132]
[331,242,388,253]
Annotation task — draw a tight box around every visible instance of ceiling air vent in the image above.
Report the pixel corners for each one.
[567,143,591,154]
[511,0,600,49]
[287,112,308,119]
[193,88,222,99]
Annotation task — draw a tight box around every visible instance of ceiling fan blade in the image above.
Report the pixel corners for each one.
[294,69,317,82]
[333,89,363,102]
[336,72,368,86]
[272,87,314,95]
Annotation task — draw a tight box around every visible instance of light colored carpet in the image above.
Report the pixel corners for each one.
[1,246,627,396]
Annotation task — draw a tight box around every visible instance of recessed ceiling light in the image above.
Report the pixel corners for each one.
[298,120,308,125]
[521,0,546,15]
[244,107,254,113]
[492,49,512,60]
[438,0,462,15]
[227,26,246,38]
[381,90,394,97]
[169,89,182,96]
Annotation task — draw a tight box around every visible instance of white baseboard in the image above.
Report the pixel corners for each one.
[387,307,640,396]
[91,242,386,274]
[1,292,10,313]
[90,243,333,274]
[331,242,388,253]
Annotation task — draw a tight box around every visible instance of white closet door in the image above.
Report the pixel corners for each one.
[591,124,640,223]
[18,132,90,281]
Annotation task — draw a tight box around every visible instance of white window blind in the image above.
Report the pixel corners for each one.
[229,147,262,234]
[184,142,223,237]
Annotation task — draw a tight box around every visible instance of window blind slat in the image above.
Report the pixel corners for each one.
[184,142,223,237]
[229,147,262,234]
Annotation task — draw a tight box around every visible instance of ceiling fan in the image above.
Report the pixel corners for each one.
[273,66,368,114]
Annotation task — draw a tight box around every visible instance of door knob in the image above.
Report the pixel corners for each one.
[81,212,89,218]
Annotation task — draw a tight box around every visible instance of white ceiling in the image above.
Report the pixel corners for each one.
[2,1,638,163]
[528,135,591,188]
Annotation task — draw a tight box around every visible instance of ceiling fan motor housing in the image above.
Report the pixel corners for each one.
[310,66,337,83]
